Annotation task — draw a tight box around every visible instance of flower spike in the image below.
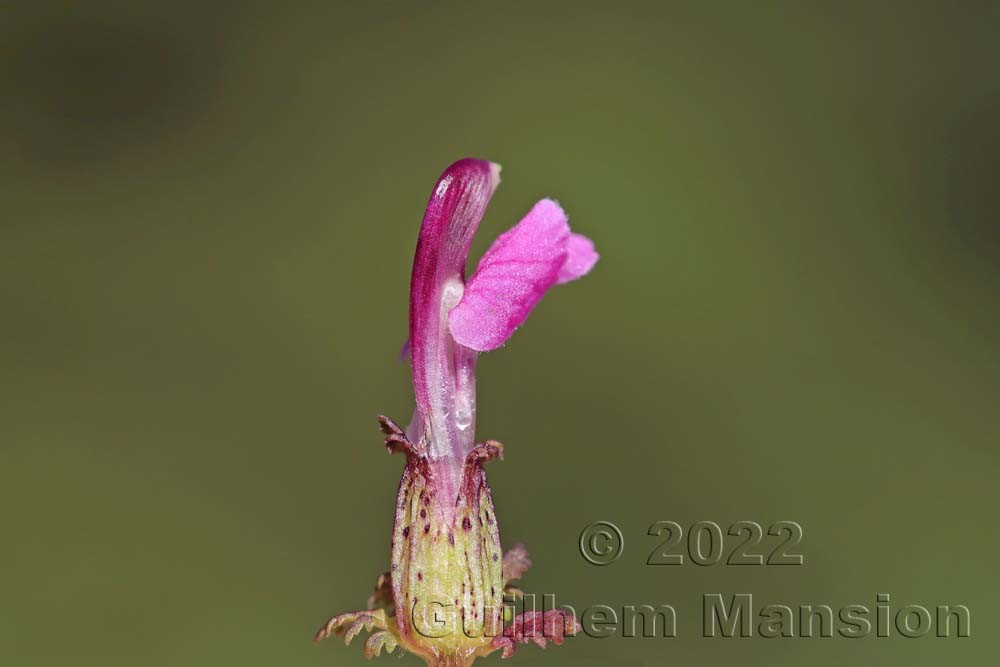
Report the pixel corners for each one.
[316,159,597,666]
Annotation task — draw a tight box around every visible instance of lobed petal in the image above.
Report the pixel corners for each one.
[557,232,599,284]
[449,198,597,351]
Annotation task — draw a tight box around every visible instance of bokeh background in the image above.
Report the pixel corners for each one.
[2,2,998,666]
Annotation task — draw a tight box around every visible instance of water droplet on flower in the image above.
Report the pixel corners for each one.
[455,408,472,430]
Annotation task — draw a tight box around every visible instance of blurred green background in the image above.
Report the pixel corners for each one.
[2,2,997,666]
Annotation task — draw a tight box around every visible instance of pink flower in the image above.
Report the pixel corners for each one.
[409,159,598,503]
[316,159,595,666]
